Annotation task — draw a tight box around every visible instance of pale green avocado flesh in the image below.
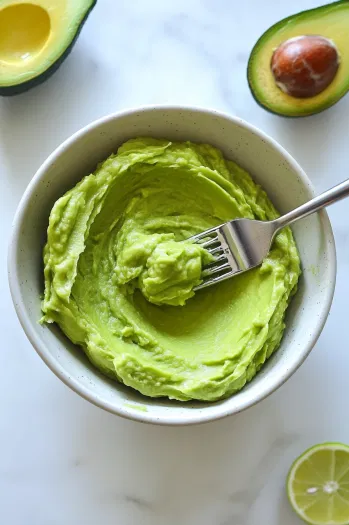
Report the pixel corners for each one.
[42,138,300,401]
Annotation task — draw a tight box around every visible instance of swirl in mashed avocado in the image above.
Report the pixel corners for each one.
[41,138,300,401]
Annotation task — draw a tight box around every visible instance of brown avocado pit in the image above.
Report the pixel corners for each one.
[271,35,340,98]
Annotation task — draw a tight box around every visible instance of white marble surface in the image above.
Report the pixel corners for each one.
[1,0,349,523]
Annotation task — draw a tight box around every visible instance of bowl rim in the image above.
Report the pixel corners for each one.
[8,105,337,425]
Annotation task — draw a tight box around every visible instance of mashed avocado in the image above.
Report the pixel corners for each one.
[114,231,213,306]
[42,138,300,401]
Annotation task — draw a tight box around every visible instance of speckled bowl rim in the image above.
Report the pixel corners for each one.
[8,105,337,425]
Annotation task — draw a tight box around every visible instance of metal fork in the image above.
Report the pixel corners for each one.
[191,178,349,291]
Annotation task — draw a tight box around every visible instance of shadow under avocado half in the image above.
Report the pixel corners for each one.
[0,0,97,96]
[247,0,349,117]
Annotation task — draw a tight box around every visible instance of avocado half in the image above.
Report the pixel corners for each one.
[247,0,349,117]
[0,0,96,96]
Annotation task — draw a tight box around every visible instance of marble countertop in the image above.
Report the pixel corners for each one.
[1,1,349,523]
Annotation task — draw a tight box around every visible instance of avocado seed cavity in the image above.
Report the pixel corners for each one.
[271,35,339,98]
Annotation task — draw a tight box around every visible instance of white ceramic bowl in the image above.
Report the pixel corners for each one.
[8,106,336,425]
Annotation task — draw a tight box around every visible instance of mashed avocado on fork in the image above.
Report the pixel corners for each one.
[41,138,300,401]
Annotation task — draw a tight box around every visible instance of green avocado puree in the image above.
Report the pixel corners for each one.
[42,138,300,401]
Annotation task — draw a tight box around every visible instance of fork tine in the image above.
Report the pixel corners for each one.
[208,246,224,256]
[202,262,231,277]
[189,226,219,243]
[210,253,226,264]
[199,237,220,249]
[202,252,227,268]
[194,269,238,291]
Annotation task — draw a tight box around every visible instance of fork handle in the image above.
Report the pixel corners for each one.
[274,178,349,231]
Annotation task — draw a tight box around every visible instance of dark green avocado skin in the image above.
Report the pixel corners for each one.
[0,0,97,96]
[247,0,349,118]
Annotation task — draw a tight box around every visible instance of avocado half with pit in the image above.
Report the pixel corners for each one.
[0,0,96,96]
[247,0,349,117]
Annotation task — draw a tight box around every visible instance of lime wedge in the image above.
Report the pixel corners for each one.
[287,443,349,525]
